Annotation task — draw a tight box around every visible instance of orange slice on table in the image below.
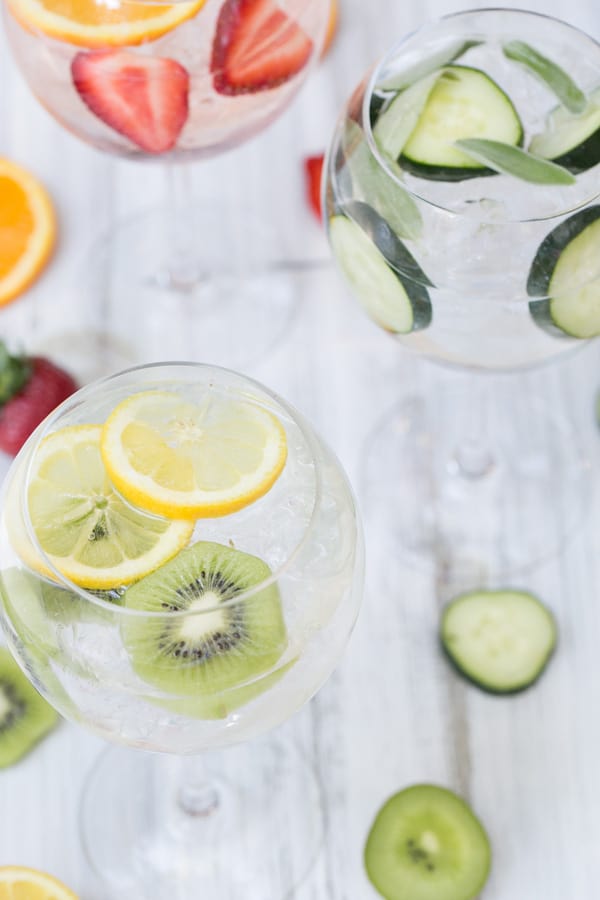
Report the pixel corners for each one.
[7,0,207,47]
[0,159,55,308]
[0,866,78,900]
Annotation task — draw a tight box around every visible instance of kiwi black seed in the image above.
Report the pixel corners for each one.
[0,648,58,768]
[122,541,287,701]
[365,784,491,900]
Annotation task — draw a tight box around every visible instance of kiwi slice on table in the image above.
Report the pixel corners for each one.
[0,648,58,768]
[365,785,491,900]
[122,541,289,719]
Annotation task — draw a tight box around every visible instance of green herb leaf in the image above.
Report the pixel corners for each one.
[374,71,442,160]
[375,40,480,92]
[455,138,576,184]
[342,120,423,240]
[0,343,31,406]
[503,40,587,114]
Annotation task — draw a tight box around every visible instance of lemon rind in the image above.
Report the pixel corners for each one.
[24,424,194,590]
[100,392,288,520]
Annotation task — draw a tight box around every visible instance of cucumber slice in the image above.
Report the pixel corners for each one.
[528,206,600,339]
[329,201,432,334]
[529,87,600,174]
[365,784,491,900]
[374,71,443,161]
[441,590,557,694]
[399,66,523,181]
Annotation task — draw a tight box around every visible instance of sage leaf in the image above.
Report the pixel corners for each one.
[376,40,480,92]
[503,40,586,114]
[455,138,576,184]
[373,71,442,160]
[342,120,423,240]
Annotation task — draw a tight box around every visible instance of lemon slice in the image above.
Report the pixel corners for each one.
[27,425,193,589]
[8,0,206,48]
[101,390,288,519]
[0,866,78,899]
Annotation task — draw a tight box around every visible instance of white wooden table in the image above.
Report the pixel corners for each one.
[1,0,599,897]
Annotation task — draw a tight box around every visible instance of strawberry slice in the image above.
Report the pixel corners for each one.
[211,0,313,95]
[304,154,324,222]
[72,50,189,154]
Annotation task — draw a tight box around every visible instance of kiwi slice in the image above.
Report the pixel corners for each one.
[365,785,491,900]
[0,648,58,768]
[157,656,298,720]
[122,541,288,715]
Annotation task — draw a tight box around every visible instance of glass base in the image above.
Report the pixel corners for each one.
[38,206,329,381]
[80,734,324,899]
[361,387,591,580]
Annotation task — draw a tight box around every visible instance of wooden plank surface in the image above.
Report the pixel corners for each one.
[0,0,599,897]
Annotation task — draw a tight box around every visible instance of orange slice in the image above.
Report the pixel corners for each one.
[8,0,207,47]
[0,159,55,308]
[321,0,338,57]
[0,866,78,899]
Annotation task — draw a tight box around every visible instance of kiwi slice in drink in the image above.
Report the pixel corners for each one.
[0,648,58,767]
[365,785,491,900]
[122,541,289,718]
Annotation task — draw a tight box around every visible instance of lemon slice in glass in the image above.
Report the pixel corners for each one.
[101,390,288,519]
[27,425,193,589]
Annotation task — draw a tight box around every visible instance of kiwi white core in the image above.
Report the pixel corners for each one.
[177,594,228,643]
[0,690,11,721]
[419,830,440,854]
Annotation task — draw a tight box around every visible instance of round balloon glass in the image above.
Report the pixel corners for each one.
[0,362,363,898]
[325,8,600,577]
[2,0,333,370]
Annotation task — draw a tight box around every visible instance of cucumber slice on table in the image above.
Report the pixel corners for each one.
[365,784,491,900]
[528,206,600,338]
[529,87,600,173]
[382,65,523,181]
[441,590,557,694]
[329,201,432,334]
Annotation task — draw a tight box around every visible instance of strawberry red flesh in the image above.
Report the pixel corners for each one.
[72,50,189,154]
[0,352,77,456]
[304,154,324,222]
[212,0,313,95]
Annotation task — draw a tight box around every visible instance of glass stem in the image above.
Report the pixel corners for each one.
[451,375,495,479]
[164,163,202,290]
[177,755,220,818]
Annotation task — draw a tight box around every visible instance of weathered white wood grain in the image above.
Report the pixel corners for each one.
[0,0,599,897]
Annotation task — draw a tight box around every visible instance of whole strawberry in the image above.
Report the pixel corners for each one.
[0,343,77,455]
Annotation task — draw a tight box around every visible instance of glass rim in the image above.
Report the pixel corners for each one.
[363,6,600,225]
[14,361,326,619]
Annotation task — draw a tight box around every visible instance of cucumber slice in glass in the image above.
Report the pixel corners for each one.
[528,206,600,338]
[399,65,523,181]
[373,70,443,161]
[441,589,557,694]
[329,201,432,334]
[365,784,491,900]
[529,86,600,173]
